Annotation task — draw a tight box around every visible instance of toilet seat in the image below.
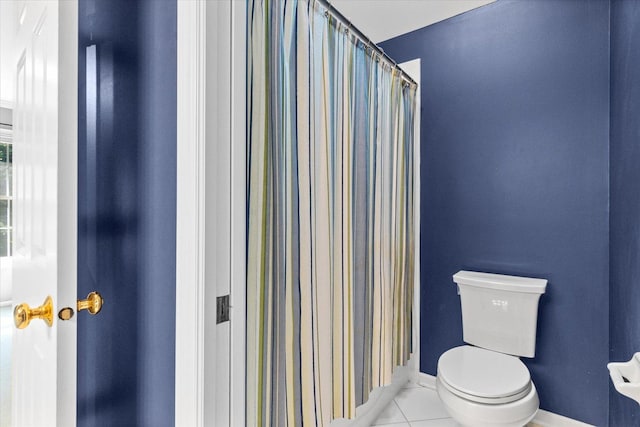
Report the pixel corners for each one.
[437,346,531,404]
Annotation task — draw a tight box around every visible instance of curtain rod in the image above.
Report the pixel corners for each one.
[318,0,418,87]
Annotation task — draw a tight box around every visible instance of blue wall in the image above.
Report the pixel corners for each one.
[380,1,610,424]
[610,0,640,424]
[77,1,176,425]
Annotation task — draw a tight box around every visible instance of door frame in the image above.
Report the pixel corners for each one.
[175,2,207,424]
[175,1,246,425]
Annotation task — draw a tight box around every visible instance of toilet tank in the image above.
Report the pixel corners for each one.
[453,270,547,358]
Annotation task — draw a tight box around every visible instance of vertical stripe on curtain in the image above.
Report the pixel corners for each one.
[247,1,417,426]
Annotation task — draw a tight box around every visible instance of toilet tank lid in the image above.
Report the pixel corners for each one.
[453,270,547,294]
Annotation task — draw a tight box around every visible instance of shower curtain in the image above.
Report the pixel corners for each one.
[246,1,417,425]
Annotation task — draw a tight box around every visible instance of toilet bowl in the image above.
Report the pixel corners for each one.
[436,271,547,427]
[436,345,539,427]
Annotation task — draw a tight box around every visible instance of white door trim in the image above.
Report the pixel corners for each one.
[229,1,247,424]
[57,1,78,425]
[175,1,207,425]
[175,1,247,425]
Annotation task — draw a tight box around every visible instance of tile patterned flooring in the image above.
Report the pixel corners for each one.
[372,383,459,427]
[372,383,538,427]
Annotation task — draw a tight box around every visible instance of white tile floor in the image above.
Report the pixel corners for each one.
[372,384,538,427]
[372,383,459,427]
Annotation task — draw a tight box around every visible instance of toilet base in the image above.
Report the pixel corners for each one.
[436,377,539,427]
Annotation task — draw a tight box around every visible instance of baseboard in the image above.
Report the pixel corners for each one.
[416,371,436,389]
[414,373,594,427]
[530,410,594,427]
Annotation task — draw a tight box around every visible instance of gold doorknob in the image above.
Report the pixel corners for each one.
[14,296,54,329]
[77,291,103,315]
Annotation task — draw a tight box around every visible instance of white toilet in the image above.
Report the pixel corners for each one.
[436,270,547,427]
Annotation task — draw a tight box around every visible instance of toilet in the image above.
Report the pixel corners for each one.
[436,270,547,427]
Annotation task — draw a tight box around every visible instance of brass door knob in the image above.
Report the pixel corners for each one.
[14,296,54,329]
[77,291,103,315]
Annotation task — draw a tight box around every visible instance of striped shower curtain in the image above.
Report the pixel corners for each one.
[246,1,417,426]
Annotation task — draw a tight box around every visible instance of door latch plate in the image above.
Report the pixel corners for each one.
[217,295,230,324]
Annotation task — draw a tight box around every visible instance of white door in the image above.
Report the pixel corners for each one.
[9,1,77,426]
